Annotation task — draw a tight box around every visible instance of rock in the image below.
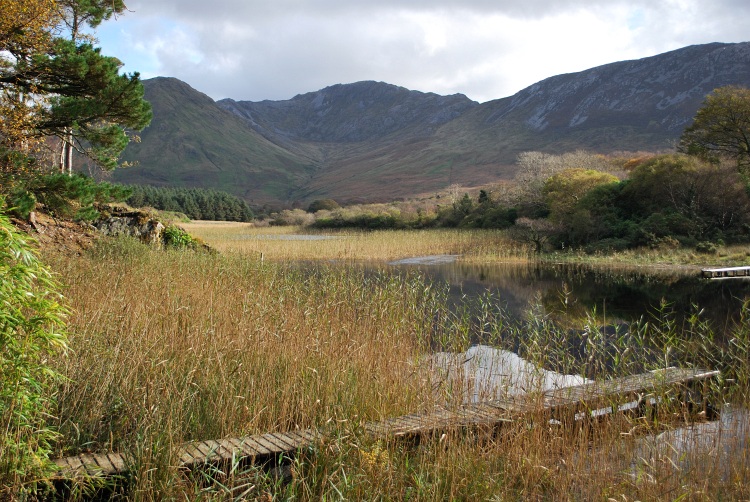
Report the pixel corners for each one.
[93,207,165,246]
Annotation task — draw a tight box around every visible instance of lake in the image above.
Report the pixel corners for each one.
[385,257,750,336]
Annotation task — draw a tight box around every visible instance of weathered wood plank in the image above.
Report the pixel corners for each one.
[702,266,750,279]
[252,434,285,454]
[267,432,299,451]
[52,366,719,486]
[107,453,127,473]
[180,443,205,466]
[91,453,117,475]
[225,437,260,458]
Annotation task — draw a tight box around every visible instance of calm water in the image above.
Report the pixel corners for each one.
[385,259,750,335]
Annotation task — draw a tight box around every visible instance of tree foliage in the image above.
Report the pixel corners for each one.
[126,185,255,222]
[0,0,151,172]
[679,86,750,175]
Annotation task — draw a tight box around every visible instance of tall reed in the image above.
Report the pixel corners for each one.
[42,236,750,500]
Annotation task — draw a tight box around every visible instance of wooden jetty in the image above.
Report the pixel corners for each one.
[702,265,750,279]
[53,367,718,484]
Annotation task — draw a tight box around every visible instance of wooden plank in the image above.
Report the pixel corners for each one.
[283,431,316,450]
[91,453,117,475]
[107,453,127,473]
[261,433,296,453]
[252,434,285,454]
[191,440,215,462]
[201,439,234,461]
[216,438,242,460]
[49,366,719,489]
[79,454,104,477]
[180,442,205,466]
[226,437,264,458]
[236,436,274,456]
[57,455,85,477]
[702,266,750,278]
[292,429,320,445]
[270,432,305,450]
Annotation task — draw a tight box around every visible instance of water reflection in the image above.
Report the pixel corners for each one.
[430,344,590,402]
[389,261,750,335]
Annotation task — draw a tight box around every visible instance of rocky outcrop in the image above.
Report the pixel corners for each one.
[93,207,165,246]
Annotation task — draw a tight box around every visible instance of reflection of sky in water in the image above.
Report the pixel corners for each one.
[633,405,749,477]
[434,345,749,471]
[389,260,750,335]
[430,345,589,402]
[231,234,342,241]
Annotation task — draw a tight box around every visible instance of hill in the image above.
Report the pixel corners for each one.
[116,77,317,204]
[114,42,750,206]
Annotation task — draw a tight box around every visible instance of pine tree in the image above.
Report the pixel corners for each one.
[0,0,151,173]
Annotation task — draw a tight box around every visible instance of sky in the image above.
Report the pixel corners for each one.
[95,0,750,104]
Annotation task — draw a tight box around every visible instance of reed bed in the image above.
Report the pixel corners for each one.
[180,222,529,262]
[39,236,750,500]
[45,237,449,497]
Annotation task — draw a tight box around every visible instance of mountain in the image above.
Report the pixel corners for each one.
[114,42,750,206]
[116,77,317,204]
[219,81,478,144]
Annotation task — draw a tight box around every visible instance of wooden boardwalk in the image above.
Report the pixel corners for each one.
[54,366,718,482]
[702,265,750,279]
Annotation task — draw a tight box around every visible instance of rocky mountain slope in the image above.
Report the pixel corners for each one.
[114,42,750,206]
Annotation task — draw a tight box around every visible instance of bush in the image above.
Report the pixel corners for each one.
[163,224,202,250]
[0,209,69,494]
[307,199,340,213]
[695,241,718,254]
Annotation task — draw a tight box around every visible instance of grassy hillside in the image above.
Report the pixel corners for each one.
[114,78,319,205]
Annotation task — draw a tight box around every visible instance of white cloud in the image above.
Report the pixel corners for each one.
[95,0,750,102]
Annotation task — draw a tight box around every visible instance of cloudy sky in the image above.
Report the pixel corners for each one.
[95,0,749,103]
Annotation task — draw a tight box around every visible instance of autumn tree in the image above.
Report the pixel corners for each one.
[679,86,750,175]
[0,0,58,152]
[513,150,619,217]
[0,0,151,175]
[623,154,750,241]
[542,168,618,246]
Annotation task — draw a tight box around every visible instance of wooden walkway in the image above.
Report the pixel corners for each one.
[53,366,718,482]
[702,266,750,279]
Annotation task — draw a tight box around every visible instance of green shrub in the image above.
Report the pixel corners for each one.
[0,208,69,494]
[695,241,718,254]
[163,224,201,250]
[6,189,37,219]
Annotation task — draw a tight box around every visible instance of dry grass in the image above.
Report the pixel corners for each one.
[45,238,448,496]
[39,235,750,500]
[181,221,529,262]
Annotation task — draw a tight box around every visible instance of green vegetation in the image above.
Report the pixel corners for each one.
[162,224,205,250]
[679,85,750,175]
[0,209,68,496]
[307,198,340,213]
[1,10,749,497]
[32,239,750,499]
[6,172,131,220]
[0,0,151,173]
[125,184,255,222]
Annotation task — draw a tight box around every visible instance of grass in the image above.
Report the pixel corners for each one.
[12,229,748,499]
[179,222,529,262]
[181,221,750,269]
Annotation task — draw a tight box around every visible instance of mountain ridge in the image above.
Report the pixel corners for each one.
[114,42,750,206]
